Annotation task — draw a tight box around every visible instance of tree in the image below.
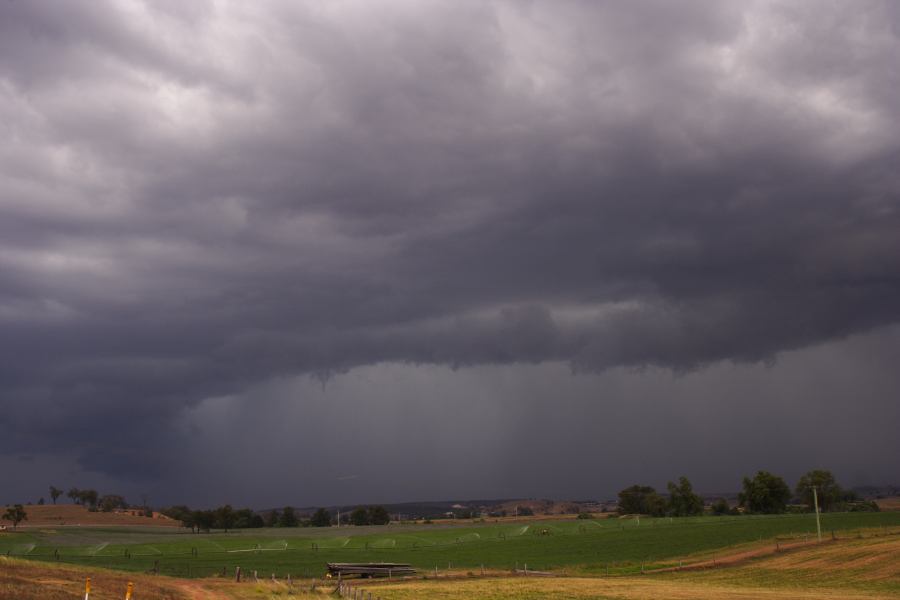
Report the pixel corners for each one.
[265,509,280,528]
[3,504,27,529]
[79,490,99,510]
[160,505,194,530]
[710,498,731,515]
[368,506,390,525]
[234,508,253,529]
[667,476,704,517]
[215,505,236,532]
[617,485,666,516]
[37,498,45,505]
[49,486,62,505]
[192,510,214,532]
[99,495,127,512]
[309,508,332,527]
[232,508,264,529]
[739,471,791,514]
[645,492,667,517]
[795,470,843,512]
[67,488,81,504]
[350,507,369,526]
[278,506,299,527]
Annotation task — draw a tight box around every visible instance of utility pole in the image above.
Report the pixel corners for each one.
[812,487,822,542]
[337,509,341,527]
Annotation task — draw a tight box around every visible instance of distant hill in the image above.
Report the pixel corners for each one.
[0,504,180,528]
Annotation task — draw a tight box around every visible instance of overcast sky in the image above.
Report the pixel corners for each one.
[2,0,899,509]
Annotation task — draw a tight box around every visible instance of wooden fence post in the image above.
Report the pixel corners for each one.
[235,566,241,582]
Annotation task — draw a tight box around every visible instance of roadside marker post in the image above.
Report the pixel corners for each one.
[84,577,90,600]
[124,581,134,600]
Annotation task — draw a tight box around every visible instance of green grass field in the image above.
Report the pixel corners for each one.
[2,512,898,580]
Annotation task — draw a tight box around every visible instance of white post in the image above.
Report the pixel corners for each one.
[812,487,822,542]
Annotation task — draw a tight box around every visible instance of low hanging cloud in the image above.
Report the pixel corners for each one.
[1,1,899,480]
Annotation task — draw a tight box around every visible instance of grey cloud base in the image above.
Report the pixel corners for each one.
[1,1,899,497]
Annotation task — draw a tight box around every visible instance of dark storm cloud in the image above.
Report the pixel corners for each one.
[1,1,899,483]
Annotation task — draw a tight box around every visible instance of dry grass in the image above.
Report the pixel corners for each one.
[876,497,900,512]
[671,534,900,594]
[0,557,339,600]
[354,576,896,600]
[358,535,900,600]
[1,504,179,529]
[4,534,899,600]
[0,557,186,600]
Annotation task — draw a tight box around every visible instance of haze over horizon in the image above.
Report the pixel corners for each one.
[2,0,899,509]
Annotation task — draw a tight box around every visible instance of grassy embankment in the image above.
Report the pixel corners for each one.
[355,533,900,600]
[3,532,898,600]
[2,512,898,579]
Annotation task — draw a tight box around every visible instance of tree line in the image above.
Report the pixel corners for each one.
[32,485,148,515]
[617,469,879,517]
[158,505,393,532]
